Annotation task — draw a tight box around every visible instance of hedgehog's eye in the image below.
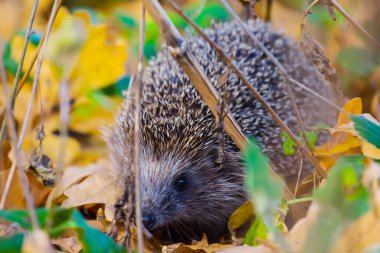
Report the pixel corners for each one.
[174,175,188,192]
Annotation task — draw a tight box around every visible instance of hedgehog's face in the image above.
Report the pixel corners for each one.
[138,145,245,243]
[140,150,206,230]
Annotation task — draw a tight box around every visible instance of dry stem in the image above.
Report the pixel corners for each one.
[0,44,39,230]
[0,0,40,148]
[0,0,62,210]
[133,5,146,253]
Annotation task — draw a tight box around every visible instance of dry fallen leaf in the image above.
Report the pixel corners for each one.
[59,159,121,221]
[0,170,51,209]
[51,237,82,253]
[219,245,273,253]
[329,210,380,253]
[228,201,255,239]
[286,202,320,253]
[300,26,341,97]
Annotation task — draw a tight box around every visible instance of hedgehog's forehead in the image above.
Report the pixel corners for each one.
[138,151,175,208]
[139,148,190,189]
[140,113,215,155]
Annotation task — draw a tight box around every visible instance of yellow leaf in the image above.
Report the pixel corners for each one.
[69,24,127,97]
[0,170,51,209]
[314,133,361,156]
[360,140,380,160]
[330,211,380,253]
[228,201,255,234]
[336,97,362,127]
[60,160,121,221]
[314,98,365,170]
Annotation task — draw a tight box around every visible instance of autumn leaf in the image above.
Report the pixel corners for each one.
[314,97,380,170]
[58,160,121,221]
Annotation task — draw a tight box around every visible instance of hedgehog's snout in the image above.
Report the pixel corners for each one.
[142,213,156,230]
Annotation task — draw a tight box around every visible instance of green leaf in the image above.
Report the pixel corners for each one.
[281,132,296,155]
[16,30,42,46]
[100,75,131,97]
[2,41,19,77]
[115,13,137,28]
[0,209,33,231]
[243,218,268,246]
[244,138,283,217]
[351,115,380,149]
[304,156,370,253]
[0,233,24,253]
[314,156,369,218]
[0,208,75,235]
[71,211,123,253]
[0,208,123,253]
[306,131,318,149]
[281,130,318,156]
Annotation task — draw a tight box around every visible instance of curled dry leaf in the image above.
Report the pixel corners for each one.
[58,159,121,221]
[323,0,336,20]
[300,26,341,97]
[29,152,55,187]
[51,237,82,253]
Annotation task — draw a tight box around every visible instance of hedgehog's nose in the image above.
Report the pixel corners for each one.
[142,213,156,230]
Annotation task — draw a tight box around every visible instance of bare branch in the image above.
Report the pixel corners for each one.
[0,43,39,230]
[0,0,62,210]
[0,0,40,148]
[300,0,321,25]
[133,5,146,253]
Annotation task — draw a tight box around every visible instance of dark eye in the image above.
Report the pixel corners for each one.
[174,175,188,192]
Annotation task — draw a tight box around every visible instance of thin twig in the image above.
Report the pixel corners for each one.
[294,157,303,197]
[16,0,63,98]
[0,0,40,149]
[300,0,321,25]
[329,0,380,50]
[141,0,308,219]
[0,47,39,230]
[167,0,322,177]
[133,5,146,253]
[0,0,61,210]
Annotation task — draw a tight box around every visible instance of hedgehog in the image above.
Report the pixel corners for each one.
[109,19,333,244]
